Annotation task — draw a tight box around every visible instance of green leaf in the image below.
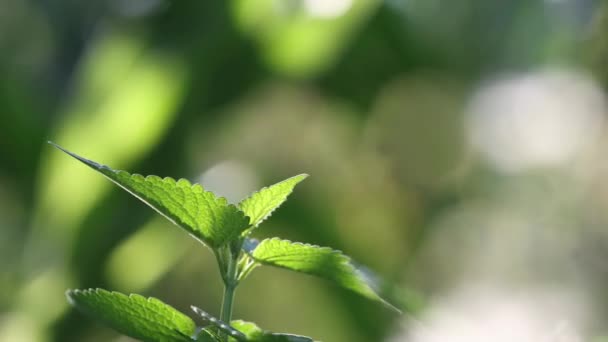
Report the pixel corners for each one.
[238,174,308,232]
[50,142,250,248]
[190,306,247,341]
[67,288,195,342]
[190,308,313,342]
[230,321,313,342]
[229,321,264,341]
[250,238,397,310]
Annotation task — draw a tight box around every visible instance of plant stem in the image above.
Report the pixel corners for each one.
[220,283,236,327]
[219,250,238,341]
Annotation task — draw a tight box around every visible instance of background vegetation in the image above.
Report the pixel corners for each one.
[2,0,608,341]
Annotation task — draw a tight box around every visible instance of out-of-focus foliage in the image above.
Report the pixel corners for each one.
[3,0,608,341]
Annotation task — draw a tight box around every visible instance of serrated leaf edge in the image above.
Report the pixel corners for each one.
[238,174,308,231]
[250,237,349,264]
[66,288,195,340]
[49,142,250,247]
[190,306,247,341]
[248,238,401,313]
[230,319,315,341]
[102,172,248,247]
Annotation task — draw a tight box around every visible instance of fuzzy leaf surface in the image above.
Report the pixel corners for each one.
[67,288,195,342]
[250,238,392,307]
[50,143,250,248]
[190,308,312,342]
[231,321,313,342]
[190,306,246,341]
[238,174,307,232]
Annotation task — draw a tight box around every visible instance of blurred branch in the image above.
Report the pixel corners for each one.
[585,0,608,87]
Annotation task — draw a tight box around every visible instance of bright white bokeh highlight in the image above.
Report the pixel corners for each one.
[466,70,606,173]
[199,160,258,203]
[302,0,353,18]
[392,286,585,342]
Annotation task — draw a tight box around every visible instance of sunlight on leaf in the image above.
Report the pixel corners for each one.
[50,143,250,248]
[250,238,398,311]
[239,174,308,233]
[67,289,195,342]
[231,320,314,342]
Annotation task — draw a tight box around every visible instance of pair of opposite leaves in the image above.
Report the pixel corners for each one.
[51,142,396,342]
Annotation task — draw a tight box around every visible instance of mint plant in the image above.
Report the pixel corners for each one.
[50,142,396,341]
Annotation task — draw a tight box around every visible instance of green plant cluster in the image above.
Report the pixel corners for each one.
[51,142,395,341]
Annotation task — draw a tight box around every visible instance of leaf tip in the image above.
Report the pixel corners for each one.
[294,173,310,182]
[389,303,403,314]
[48,142,106,170]
[48,141,67,153]
[65,288,96,306]
[65,289,76,305]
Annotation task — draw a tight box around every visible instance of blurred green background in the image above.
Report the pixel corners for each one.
[3,0,608,341]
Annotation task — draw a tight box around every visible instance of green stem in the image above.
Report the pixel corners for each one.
[220,283,236,328]
[219,249,238,341]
